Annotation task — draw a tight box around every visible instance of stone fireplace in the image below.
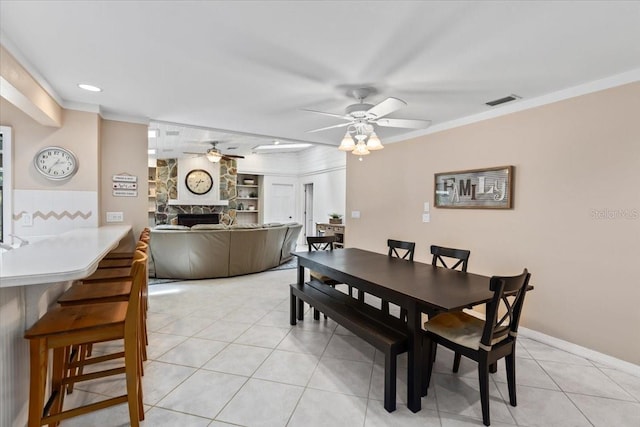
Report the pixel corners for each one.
[154,158,238,225]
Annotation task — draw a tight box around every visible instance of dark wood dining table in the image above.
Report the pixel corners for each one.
[293,248,496,413]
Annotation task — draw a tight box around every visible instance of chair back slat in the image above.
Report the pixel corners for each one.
[480,269,531,348]
[430,245,470,272]
[387,239,415,261]
[307,235,335,252]
[125,251,148,338]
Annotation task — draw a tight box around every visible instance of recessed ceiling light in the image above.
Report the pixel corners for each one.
[77,83,102,92]
[254,143,312,150]
[148,129,159,138]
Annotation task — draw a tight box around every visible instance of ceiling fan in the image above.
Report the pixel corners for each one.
[303,88,432,135]
[183,141,245,163]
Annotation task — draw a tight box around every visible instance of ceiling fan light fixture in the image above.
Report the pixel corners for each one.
[352,142,370,156]
[206,150,222,162]
[366,132,384,150]
[338,132,356,151]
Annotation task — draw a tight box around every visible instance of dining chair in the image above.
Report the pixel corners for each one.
[428,244,472,370]
[376,239,416,314]
[306,235,345,319]
[431,245,470,272]
[422,269,531,426]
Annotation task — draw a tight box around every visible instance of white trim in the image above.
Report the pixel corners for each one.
[63,101,102,114]
[298,165,346,177]
[0,34,64,106]
[0,126,13,246]
[99,110,150,125]
[385,68,640,144]
[519,327,640,377]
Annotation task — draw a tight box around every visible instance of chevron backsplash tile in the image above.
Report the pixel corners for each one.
[13,190,98,237]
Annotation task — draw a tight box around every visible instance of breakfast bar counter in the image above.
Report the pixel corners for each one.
[0,225,132,427]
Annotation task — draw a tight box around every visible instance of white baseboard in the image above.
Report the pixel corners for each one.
[519,327,640,377]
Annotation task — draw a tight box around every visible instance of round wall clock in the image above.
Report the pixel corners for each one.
[33,146,79,180]
[185,169,213,195]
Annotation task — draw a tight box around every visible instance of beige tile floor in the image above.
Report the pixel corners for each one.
[60,268,640,426]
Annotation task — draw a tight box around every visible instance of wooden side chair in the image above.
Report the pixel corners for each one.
[428,244,472,370]
[422,269,531,426]
[24,253,148,427]
[431,245,470,272]
[377,239,416,313]
[306,235,345,319]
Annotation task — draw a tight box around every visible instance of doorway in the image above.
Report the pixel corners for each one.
[304,183,314,238]
[266,182,295,223]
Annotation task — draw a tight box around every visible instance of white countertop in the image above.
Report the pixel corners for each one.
[0,225,132,288]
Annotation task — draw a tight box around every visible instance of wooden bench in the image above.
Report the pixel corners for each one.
[290,280,408,412]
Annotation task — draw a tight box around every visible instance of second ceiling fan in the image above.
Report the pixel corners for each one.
[183,141,245,162]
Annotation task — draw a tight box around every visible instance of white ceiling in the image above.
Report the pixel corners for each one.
[1,1,640,155]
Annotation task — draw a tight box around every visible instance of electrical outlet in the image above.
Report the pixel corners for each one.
[22,213,33,227]
[106,212,124,223]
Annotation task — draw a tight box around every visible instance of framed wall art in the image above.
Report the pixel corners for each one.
[434,165,514,209]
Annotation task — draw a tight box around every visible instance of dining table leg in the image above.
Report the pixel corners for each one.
[297,265,304,320]
[406,301,422,412]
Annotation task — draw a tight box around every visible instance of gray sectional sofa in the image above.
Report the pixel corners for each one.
[149,223,302,279]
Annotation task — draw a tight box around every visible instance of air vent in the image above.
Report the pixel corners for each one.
[485,94,521,107]
[165,130,180,136]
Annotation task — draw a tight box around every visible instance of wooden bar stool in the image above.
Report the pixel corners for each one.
[84,241,148,282]
[103,228,150,260]
[61,250,149,362]
[24,253,147,427]
[98,241,148,269]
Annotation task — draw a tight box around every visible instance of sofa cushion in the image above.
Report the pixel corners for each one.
[191,223,228,230]
[151,229,230,279]
[154,224,190,230]
[229,223,261,229]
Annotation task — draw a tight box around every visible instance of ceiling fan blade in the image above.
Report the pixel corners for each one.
[183,151,206,155]
[375,118,432,129]
[222,154,245,159]
[301,108,351,120]
[366,97,407,118]
[306,122,352,133]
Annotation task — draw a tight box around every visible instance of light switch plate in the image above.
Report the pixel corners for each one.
[106,212,124,222]
[351,211,361,219]
[422,213,431,223]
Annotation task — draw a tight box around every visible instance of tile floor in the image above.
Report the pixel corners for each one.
[61,268,640,426]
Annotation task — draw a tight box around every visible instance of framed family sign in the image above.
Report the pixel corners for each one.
[434,165,514,209]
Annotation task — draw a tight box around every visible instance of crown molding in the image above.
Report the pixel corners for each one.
[0,34,64,107]
[385,68,640,144]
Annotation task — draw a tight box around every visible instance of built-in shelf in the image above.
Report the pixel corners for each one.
[148,165,157,227]
[236,173,261,224]
[168,199,230,206]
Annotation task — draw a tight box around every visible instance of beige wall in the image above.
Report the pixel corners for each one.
[346,82,640,364]
[1,98,100,190]
[99,119,148,239]
[0,45,62,127]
